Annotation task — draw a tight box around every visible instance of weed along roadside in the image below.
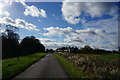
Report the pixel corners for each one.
[54,53,120,79]
[2,53,46,79]
[54,53,88,78]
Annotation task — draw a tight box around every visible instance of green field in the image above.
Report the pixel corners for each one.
[55,53,120,78]
[79,53,120,60]
[2,53,46,78]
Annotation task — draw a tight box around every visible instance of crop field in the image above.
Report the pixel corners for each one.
[55,53,120,79]
[2,53,46,78]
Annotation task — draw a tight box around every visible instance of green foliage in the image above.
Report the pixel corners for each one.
[54,53,88,78]
[2,53,46,78]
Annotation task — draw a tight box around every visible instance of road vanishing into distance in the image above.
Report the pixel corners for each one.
[14,53,69,78]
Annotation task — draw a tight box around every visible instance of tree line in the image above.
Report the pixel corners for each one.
[56,45,120,54]
[1,24,45,59]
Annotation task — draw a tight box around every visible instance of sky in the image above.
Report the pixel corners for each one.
[0,0,119,51]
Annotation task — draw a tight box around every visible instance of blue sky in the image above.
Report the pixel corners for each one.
[0,0,119,51]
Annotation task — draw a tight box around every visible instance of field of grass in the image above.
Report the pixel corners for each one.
[54,53,88,78]
[79,53,120,61]
[56,53,120,79]
[2,53,46,78]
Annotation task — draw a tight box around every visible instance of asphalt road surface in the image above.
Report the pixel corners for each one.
[14,53,69,78]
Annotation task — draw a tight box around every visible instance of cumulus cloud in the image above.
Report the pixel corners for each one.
[61,1,118,24]
[0,1,11,17]
[44,27,98,37]
[44,27,117,50]
[43,27,97,47]
[24,6,47,17]
[83,15,118,33]
[17,0,47,17]
[0,17,40,31]
[43,15,118,50]
[44,27,79,37]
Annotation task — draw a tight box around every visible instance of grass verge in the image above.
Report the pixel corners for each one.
[2,53,46,78]
[54,53,88,78]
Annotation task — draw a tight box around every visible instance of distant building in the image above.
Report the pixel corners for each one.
[56,46,79,53]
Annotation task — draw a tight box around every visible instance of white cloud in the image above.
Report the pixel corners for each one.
[44,27,79,37]
[82,15,118,33]
[0,17,15,25]
[3,11,10,16]
[2,0,13,5]
[43,27,97,47]
[17,0,47,17]
[43,27,98,37]
[38,38,56,42]
[61,0,119,2]
[43,15,118,50]
[24,6,47,17]
[0,17,40,31]
[61,1,118,24]
[64,36,84,43]
[0,1,10,17]
[16,0,26,6]
[41,42,71,50]
[42,41,87,50]
[64,16,80,24]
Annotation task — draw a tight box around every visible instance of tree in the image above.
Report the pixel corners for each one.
[2,24,46,59]
[84,45,92,50]
[46,49,54,53]
[80,45,93,54]
[20,36,45,55]
[2,24,20,59]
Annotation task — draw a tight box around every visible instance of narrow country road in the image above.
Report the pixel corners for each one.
[14,53,69,78]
